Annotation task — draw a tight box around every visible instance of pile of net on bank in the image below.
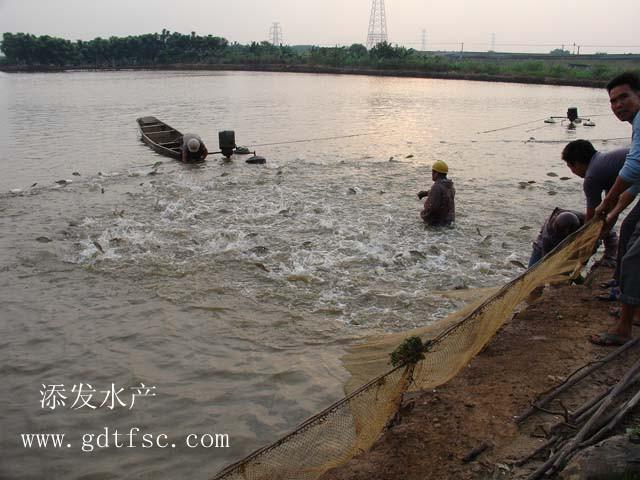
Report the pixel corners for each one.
[211,219,602,480]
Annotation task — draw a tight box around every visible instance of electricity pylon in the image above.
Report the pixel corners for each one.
[366,0,388,49]
[269,22,283,45]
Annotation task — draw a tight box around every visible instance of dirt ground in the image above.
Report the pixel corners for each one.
[321,264,640,480]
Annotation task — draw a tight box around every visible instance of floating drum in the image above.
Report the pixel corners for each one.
[246,155,266,165]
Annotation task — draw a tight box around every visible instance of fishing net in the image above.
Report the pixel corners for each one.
[211,219,602,480]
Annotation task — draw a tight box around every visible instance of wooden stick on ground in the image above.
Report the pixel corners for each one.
[525,354,640,480]
[571,386,614,422]
[516,338,639,425]
[514,435,561,467]
[553,360,640,467]
[547,387,616,436]
[581,386,640,449]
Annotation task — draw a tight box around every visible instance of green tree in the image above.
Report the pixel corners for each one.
[549,48,571,55]
[348,43,367,58]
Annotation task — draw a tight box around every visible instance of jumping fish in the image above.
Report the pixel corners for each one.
[92,241,104,254]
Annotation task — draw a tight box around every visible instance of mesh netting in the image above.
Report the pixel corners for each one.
[211,219,602,480]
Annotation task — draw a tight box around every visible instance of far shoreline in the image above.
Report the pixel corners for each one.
[0,63,609,89]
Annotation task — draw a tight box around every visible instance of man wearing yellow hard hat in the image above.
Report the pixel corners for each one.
[419,160,456,226]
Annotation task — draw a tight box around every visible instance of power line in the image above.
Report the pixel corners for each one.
[248,132,375,148]
[400,41,640,48]
[314,37,639,50]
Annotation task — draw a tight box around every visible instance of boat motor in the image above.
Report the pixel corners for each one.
[566,107,579,130]
[218,130,236,158]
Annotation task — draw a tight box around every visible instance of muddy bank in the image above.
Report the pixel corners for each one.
[0,63,608,88]
[321,264,640,479]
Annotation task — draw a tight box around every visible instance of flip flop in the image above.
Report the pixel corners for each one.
[597,257,617,268]
[588,332,630,347]
[595,287,621,302]
[599,279,618,289]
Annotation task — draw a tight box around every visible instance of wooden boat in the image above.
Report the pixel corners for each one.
[137,116,186,160]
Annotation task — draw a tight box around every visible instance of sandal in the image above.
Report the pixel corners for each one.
[597,257,617,268]
[589,332,630,346]
[599,279,618,289]
[595,287,621,302]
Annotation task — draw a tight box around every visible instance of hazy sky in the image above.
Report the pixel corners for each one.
[0,0,638,54]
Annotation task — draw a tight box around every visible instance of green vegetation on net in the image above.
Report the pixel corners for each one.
[390,336,426,367]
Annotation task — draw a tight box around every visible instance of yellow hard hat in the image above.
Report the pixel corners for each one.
[431,160,449,174]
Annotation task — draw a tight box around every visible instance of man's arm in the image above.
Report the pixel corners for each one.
[201,146,209,161]
[599,115,640,215]
[603,190,638,236]
[582,177,599,221]
[595,176,632,216]
[422,183,443,220]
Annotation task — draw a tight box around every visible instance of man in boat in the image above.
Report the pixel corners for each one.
[180,134,208,162]
[419,160,455,226]
[590,72,640,346]
[528,208,585,267]
[562,140,636,291]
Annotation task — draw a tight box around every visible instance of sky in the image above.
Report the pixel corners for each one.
[0,0,638,54]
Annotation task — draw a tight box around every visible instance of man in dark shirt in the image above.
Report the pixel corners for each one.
[562,140,638,282]
[528,208,585,267]
[420,160,455,226]
[563,141,629,219]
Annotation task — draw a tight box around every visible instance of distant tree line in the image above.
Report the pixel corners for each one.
[1,31,635,82]
[0,31,410,68]
[1,31,231,66]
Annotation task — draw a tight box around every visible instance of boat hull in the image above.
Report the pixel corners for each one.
[137,116,184,160]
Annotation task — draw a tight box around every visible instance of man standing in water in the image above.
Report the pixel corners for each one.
[180,133,208,163]
[420,160,455,226]
[592,72,640,346]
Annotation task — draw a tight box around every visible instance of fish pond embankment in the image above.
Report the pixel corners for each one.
[0,62,614,88]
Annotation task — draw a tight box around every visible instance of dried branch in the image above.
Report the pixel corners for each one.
[516,338,639,425]
[514,435,561,467]
[571,386,614,422]
[525,355,640,480]
[581,386,640,448]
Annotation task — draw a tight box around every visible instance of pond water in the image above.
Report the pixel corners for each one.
[0,70,631,479]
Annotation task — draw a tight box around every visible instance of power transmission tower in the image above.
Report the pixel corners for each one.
[366,0,388,49]
[490,33,496,52]
[269,22,283,45]
[421,29,427,51]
